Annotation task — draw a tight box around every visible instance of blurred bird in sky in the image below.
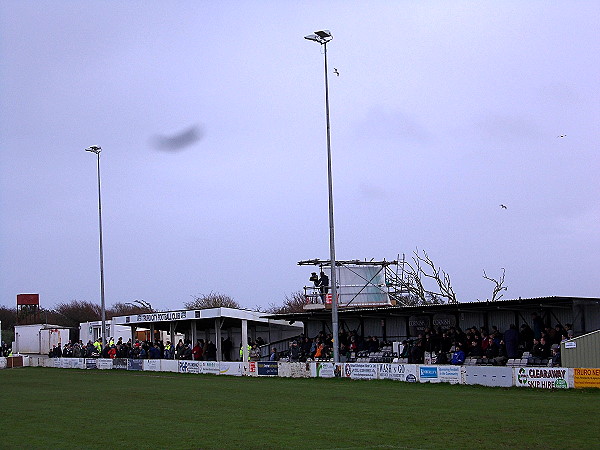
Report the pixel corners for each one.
[333,68,339,76]
[500,204,507,209]
[557,134,567,138]
[153,124,204,151]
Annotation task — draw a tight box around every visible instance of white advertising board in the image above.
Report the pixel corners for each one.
[178,360,200,374]
[378,363,418,382]
[418,365,462,384]
[343,363,378,380]
[219,362,245,376]
[97,359,113,370]
[161,359,179,373]
[464,366,513,387]
[61,358,85,369]
[143,359,162,372]
[514,367,571,389]
[201,361,220,375]
[314,362,342,378]
[0,357,6,369]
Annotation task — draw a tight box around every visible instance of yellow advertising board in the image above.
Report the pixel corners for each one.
[573,368,600,389]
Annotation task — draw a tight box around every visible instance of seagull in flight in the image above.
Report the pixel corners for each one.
[333,68,340,76]
[500,204,507,209]
[557,134,567,138]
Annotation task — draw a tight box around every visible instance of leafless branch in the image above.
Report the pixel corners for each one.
[483,268,507,301]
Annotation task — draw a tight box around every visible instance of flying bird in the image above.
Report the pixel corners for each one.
[153,124,204,151]
[557,134,567,138]
[333,68,339,76]
[500,204,507,209]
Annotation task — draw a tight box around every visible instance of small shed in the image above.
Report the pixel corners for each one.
[561,329,600,368]
[14,324,72,355]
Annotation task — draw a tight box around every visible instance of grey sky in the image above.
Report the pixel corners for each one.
[1,1,598,311]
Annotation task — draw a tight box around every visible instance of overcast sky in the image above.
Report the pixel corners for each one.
[1,1,598,312]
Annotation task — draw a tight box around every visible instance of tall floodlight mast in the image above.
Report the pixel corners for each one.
[85,145,107,348]
[304,30,340,363]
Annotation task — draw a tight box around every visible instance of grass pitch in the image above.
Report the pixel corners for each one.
[1,367,599,449]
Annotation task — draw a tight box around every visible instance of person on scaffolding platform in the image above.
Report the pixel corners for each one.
[318,271,329,303]
[309,272,320,303]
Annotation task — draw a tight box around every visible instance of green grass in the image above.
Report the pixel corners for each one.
[1,367,599,449]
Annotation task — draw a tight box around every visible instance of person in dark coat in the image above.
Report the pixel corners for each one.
[318,271,329,303]
[531,313,545,340]
[519,323,534,351]
[503,324,519,358]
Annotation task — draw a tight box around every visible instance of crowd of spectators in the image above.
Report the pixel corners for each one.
[275,314,571,367]
[398,315,571,367]
[46,314,572,368]
[277,330,394,362]
[48,336,236,361]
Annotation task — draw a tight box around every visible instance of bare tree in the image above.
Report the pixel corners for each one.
[107,300,154,318]
[392,249,457,305]
[264,291,307,314]
[483,268,507,301]
[47,300,102,327]
[184,292,240,310]
[0,306,17,343]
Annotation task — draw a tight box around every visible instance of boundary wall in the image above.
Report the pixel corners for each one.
[5,356,599,389]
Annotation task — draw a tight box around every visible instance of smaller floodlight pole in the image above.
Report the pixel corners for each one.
[85,145,106,348]
[304,30,340,363]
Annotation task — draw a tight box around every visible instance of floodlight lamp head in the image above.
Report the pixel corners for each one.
[304,34,321,43]
[314,30,332,39]
[85,145,102,154]
[304,30,332,44]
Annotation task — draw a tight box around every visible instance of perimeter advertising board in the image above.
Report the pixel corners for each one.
[313,362,342,378]
[257,361,279,376]
[161,359,178,373]
[97,359,113,370]
[418,365,462,384]
[61,358,85,369]
[378,363,418,382]
[143,359,161,372]
[113,358,128,370]
[573,368,600,389]
[219,362,245,376]
[201,361,220,375]
[178,360,200,374]
[127,359,143,371]
[343,363,378,380]
[464,366,513,387]
[514,367,570,389]
[85,359,97,369]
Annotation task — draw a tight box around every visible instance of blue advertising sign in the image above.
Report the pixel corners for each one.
[127,359,143,371]
[257,361,279,376]
[419,366,438,379]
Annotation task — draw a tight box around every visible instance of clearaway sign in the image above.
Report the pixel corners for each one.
[515,367,569,389]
